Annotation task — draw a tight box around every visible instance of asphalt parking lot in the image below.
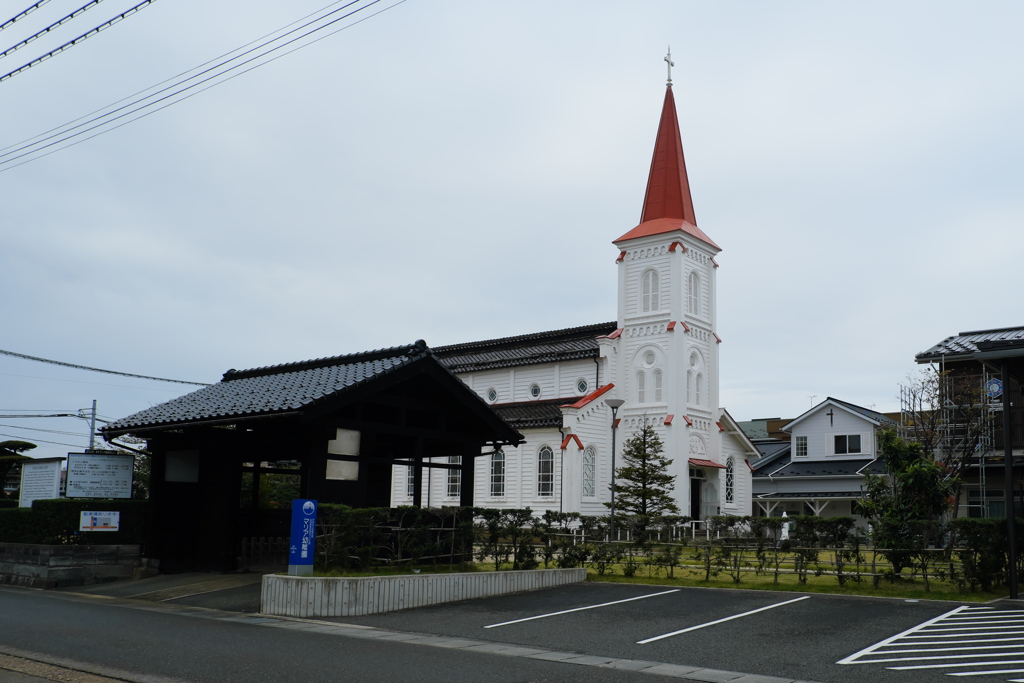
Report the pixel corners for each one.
[328,582,1023,683]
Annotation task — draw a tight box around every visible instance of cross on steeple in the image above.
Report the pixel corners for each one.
[664,46,674,86]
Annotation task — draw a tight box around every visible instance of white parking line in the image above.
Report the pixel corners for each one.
[837,605,968,664]
[636,595,810,644]
[482,589,680,629]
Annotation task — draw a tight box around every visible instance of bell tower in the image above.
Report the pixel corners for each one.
[608,58,723,515]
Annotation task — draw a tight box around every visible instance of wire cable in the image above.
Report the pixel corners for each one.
[0,0,408,171]
[0,0,54,34]
[0,348,210,385]
[0,432,83,448]
[0,0,108,62]
[0,0,373,162]
[0,0,353,154]
[0,0,158,84]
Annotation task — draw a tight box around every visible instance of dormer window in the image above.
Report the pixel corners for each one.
[641,269,660,312]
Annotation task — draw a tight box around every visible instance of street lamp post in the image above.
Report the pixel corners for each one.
[606,398,625,541]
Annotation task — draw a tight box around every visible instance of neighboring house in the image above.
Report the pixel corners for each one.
[388,79,760,518]
[751,397,897,519]
[915,326,1024,518]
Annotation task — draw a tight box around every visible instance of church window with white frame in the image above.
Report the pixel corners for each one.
[490,449,505,497]
[795,436,808,458]
[641,269,660,312]
[576,378,588,394]
[695,373,703,406]
[486,387,497,403]
[653,369,663,402]
[689,271,700,315]
[636,371,646,403]
[446,456,461,498]
[582,446,596,497]
[725,457,734,504]
[529,383,541,399]
[406,465,416,497]
[537,446,554,497]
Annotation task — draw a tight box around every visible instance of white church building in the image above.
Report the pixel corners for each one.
[391,78,759,519]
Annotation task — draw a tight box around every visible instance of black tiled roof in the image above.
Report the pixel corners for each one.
[492,399,571,430]
[916,326,1024,362]
[434,322,617,373]
[755,492,862,500]
[826,397,897,427]
[754,458,881,478]
[103,341,431,433]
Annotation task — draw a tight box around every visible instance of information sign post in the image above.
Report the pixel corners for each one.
[288,499,318,577]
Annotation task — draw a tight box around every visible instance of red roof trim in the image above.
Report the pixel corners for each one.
[713,333,722,344]
[716,421,725,432]
[606,328,623,339]
[669,241,687,253]
[614,418,621,429]
[664,414,674,425]
[560,383,614,410]
[683,415,693,427]
[667,321,676,331]
[689,458,726,469]
[745,459,754,473]
[560,434,584,451]
[681,321,691,333]
[711,257,719,268]
[614,217,720,251]
[616,251,627,263]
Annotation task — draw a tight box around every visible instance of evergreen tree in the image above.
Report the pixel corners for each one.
[608,424,679,522]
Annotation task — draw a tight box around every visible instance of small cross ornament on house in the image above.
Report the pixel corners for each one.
[826,408,835,427]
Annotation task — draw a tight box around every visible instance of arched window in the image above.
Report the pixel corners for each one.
[688,352,705,407]
[490,449,505,497]
[636,371,646,403]
[582,446,596,497]
[725,457,735,504]
[447,456,461,498]
[689,271,700,315]
[642,270,660,312]
[537,446,554,496]
[653,370,663,402]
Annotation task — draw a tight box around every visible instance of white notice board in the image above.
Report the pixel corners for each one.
[66,452,134,499]
[19,459,64,508]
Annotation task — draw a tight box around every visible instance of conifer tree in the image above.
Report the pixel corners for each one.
[608,424,679,521]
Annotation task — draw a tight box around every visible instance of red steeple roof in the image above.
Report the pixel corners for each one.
[614,85,719,251]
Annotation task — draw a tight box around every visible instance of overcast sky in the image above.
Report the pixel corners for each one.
[2,0,1022,461]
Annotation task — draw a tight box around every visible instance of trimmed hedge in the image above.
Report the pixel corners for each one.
[0,499,18,509]
[0,499,147,546]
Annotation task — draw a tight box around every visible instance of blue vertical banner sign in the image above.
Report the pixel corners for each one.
[288,499,318,577]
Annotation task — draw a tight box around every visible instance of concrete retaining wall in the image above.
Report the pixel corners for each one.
[0,543,143,589]
[261,568,586,618]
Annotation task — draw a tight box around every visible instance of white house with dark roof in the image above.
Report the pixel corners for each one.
[751,397,897,519]
[389,76,760,519]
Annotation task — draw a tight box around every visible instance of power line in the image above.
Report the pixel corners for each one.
[0,0,108,62]
[0,0,54,34]
[0,0,158,84]
[0,370,193,391]
[0,432,83,448]
[0,0,355,155]
[0,0,374,161]
[0,0,408,171]
[0,423,88,437]
[0,348,210,386]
